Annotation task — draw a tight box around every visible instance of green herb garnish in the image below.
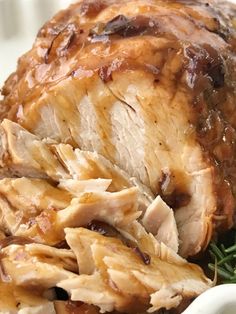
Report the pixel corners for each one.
[208,239,236,283]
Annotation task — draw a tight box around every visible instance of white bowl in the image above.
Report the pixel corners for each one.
[0,1,236,313]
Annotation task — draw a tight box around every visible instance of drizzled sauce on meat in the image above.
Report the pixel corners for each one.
[184,42,236,228]
[159,170,191,210]
[90,15,162,38]
[80,0,108,18]
[0,236,35,249]
[87,220,151,265]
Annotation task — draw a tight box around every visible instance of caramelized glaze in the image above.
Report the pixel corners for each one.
[1,0,231,114]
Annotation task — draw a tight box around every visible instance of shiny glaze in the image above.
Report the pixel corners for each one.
[1,0,236,232]
[1,0,231,112]
[184,43,236,229]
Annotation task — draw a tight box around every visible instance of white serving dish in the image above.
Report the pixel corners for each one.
[182,284,236,314]
[0,0,236,313]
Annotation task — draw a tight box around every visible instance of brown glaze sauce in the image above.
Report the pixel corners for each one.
[80,0,108,18]
[132,247,151,265]
[89,14,163,38]
[76,156,130,192]
[0,0,229,115]
[184,40,236,228]
[158,170,191,210]
[45,23,78,64]
[65,301,99,314]
[87,220,151,265]
[0,236,35,249]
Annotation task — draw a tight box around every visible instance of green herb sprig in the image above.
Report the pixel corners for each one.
[208,240,236,283]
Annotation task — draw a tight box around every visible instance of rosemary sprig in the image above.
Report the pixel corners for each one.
[208,233,236,283]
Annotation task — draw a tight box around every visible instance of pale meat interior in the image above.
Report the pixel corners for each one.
[0,119,212,313]
[1,0,236,312]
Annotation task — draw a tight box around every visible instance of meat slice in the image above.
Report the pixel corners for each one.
[0,226,211,314]
[1,244,78,289]
[0,119,153,210]
[1,0,236,256]
[0,177,140,245]
[142,196,179,252]
[0,280,56,314]
[0,176,112,236]
[17,188,140,245]
[59,228,211,313]
[0,177,72,235]
[59,178,112,194]
[0,243,78,313]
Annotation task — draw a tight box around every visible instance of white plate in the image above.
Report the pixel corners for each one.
[0,1,236,313]
[182,284,236,314]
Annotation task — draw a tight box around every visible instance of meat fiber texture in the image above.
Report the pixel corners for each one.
[0,2,235,311]
[0,118,212,313]
[1,0,236,257]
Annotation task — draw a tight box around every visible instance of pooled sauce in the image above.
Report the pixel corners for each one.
[98,65,113,83]
[55,287,69,301]
[54,240,70,249]
[161,192,191,210]
[184,44,225,91]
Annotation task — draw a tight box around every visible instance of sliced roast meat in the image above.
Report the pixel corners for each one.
[1,244,77,289]
[58,178,112,194]
[0,177,140,246]
[142,196,179,252]
[59,228,211,313]
[0,119,153,211]
[0,178,72,236]
[0,226,211,314]
[7,185,140,245]
[1,0,236,256]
